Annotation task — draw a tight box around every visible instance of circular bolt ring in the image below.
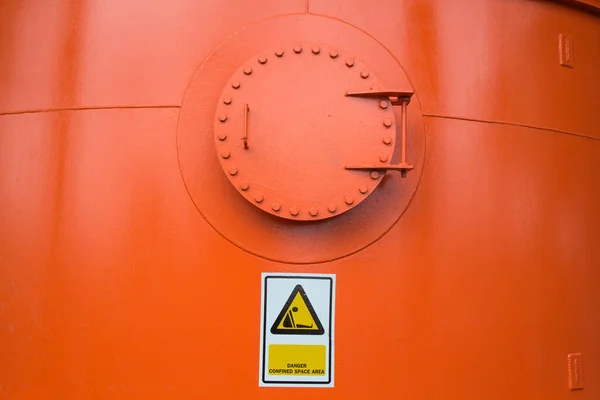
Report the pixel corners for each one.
[379,100,388,109]
[214,43,397,222]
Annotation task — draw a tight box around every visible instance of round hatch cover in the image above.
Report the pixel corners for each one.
[214,42,396,221]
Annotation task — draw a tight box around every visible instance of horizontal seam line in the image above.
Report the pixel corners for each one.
[422,113,599,141]
[0,105,182,116]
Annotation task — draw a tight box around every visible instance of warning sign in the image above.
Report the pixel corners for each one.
[270,285,324,335]
[259,273,335,387]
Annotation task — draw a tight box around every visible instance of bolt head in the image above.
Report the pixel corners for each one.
[359,185,368,194]
[240,182,249,191]
[360,70,370,79]
[328,204,337,213]
[289,207,299,216]
[379,154,389,162]
[370,171,380,180]
[344,196,354,205]
[228,167,238,176]
[379,100,388,109]
[329,49,338,58]
[223,96,232,105]
[275,49,284,57]
[294,44,302,53]
[221,151,230,159]
[383,136,393,145]
[218,114,228,122]
[383,118,392,127]
[232,80,240,89]
[244,66,252,75]
[218,133,227,141]
[258,55,267,64]
[309,207,319,216]
[272,202,281,212]
[311,45,320,54]
[255,195,264,203]
[345,58,355,67]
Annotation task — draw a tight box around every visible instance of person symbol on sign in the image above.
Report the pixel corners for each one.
[283,306,313,329]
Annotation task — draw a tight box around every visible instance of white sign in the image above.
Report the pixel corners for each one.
[259,273,336,387]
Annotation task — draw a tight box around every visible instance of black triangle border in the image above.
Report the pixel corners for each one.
[270,284,325,335]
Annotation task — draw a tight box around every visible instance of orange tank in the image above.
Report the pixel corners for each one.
[1,1,599,399]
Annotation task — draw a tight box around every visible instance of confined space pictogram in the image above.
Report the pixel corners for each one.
[270,285,324,335]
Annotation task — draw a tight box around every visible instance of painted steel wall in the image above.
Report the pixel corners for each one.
[1,0,599,398]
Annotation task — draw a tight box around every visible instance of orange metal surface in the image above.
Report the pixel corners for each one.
[1,1,599,399]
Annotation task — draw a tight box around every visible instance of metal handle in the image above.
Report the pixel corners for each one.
[242,103,249,149]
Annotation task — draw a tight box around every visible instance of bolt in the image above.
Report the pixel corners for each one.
[379,154,388,162]
[272,202,281,212]
[370,171,380,180]
[221,151,230,159]
[294,44,302,54]
[223,96,232,105]
[345,196,354,205]
[218,133,227,141]
[244,66,252,75]
[228,167,238,176]
[328,204,337,213]
[232,80,240,89]
[379,100,388,109]
[240,182,249,191]
[275,49,284,57]
[218,114,227,122]
[312,45,320,54]
[360,70,370,79]
[383,136,393,145]
[345,58,355,67]
[359,185,368,194]
[329,49,338,59]
[309,207,319,217]
[383,118,392,127]
[258,55,267,64]
[289,207,299,216]
[255,195,264,203]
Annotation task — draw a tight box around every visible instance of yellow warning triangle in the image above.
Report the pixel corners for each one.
[270,285,324,335]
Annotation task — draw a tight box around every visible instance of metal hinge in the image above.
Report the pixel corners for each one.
[344,90,414,178]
